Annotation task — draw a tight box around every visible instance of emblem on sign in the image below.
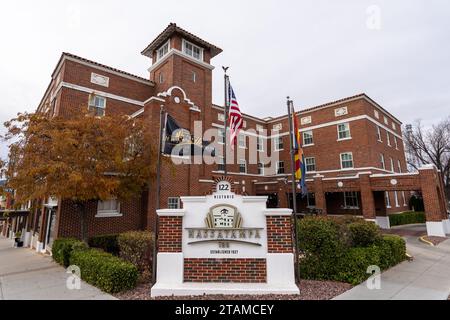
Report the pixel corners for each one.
[205,205,242,228]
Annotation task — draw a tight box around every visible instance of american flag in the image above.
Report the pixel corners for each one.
[227,81,243,148]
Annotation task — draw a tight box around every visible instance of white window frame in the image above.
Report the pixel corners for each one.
[374,110,379,119]
[96,199,122,217]
[239,159,247,173]
[340,152,354,169]
[344,191,359,209]
[394,136,398,149]
[376,126,382,142]
[217,156,225,172]
[390,157,395,172]
[303,130,314,146]
[384,116,388,125]
[305,157,316,173]
[88,95,106,117]
[402,191,407,206]
[398,160,402,173]
[238,133,246,148]
[380,154,385,170]
[159,72,164,84]
[385,191,391,208]
[276,161,285,174]
[394,191,400,207]
[337,123,351,140]
[217,128,225,145]
[257,136,264,152]
[192,71,197,83]
[182,39,204,61]
[168,197,180,209]
[386,132,391,146]
[257,162,264,175]
[274,136,283,151]
[156,40,170,61]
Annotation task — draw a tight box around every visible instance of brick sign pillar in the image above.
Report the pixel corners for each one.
[151,179,299,297]
[419,165,450,236]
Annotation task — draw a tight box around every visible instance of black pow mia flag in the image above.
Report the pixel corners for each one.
[162,114,215,157]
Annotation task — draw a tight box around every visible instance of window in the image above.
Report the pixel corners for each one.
[386,132,391,146]
[344,192,359,209]
[168,197,180,209]
[397,160,402,173]
[88,95,106,117]
[217,156,225,172]
[157,41,170,61]
[274,136,283,151]
[402,191,407,206]
[380,154,385,170]
[376,126,382,141]
[97,199,121,216]
[256,124,263,131]
[276,161,285,174]
[192,71,197,83]
[183,39,203,60]
[218,128,225,144]
[337,123,351,140]
[394,137,398,149]
[384,116,388,125]
[340,152,353,169]
[307,193,316,207]
[239,159,247,173]
[305,157,316,172]
[258,162,264,175]
[390,157,394,172]
[257,136,264,151]
[238,134,246,148]
[392,123,397,131]
[385,191,391,208]
[159,72,164,84]
[303,130,313,145]
[374,110,379,119]
[394,191,400,207]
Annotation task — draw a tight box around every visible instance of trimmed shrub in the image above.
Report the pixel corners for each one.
[380,234,406,267]
[69,248,138,293]
[348,221,382,247]
[297,216,407,285]
[118,231,154,273]
[389,211,426,227]
[88,234,119,255]
[52,238,87,267]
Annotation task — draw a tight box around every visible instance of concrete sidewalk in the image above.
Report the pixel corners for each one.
[0,237,116,300]
[335,224,450,300]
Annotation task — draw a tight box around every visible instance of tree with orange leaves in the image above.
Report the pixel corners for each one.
[2,111,158,242]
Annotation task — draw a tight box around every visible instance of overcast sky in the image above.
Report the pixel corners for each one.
[1,0,449,160]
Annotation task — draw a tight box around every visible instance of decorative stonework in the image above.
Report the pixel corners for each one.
[301,116,312,125]
[90,73,110,87]
[334,106,348,117]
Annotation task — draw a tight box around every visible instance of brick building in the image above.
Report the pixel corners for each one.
[9,23,448,252]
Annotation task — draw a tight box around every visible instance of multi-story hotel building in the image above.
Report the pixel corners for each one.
[3,23,447,252]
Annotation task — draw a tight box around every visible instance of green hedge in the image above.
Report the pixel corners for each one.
[118,231,154,276]
[298,217,406,285]
[69,248,138,293]
[52,238,87,267]
[88,234,119,255]
[389,211,426,227]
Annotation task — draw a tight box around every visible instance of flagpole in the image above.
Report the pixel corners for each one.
[152,105,165,284]
[222,67,229,177]
[287,97,300,284]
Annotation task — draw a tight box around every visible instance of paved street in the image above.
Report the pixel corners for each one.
[335,224,450,300]
[0,236,116,300]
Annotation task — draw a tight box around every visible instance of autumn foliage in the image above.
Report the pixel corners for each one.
[2,111,158,240]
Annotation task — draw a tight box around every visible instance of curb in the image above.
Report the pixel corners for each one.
[419,236,434,247]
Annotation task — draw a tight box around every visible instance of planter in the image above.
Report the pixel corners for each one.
[14,237,24,248]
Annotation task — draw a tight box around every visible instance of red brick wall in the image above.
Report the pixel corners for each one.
[266,216,293,253]
[184,258,266,283]
[158,216,182,252]
[57,196,145,239]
